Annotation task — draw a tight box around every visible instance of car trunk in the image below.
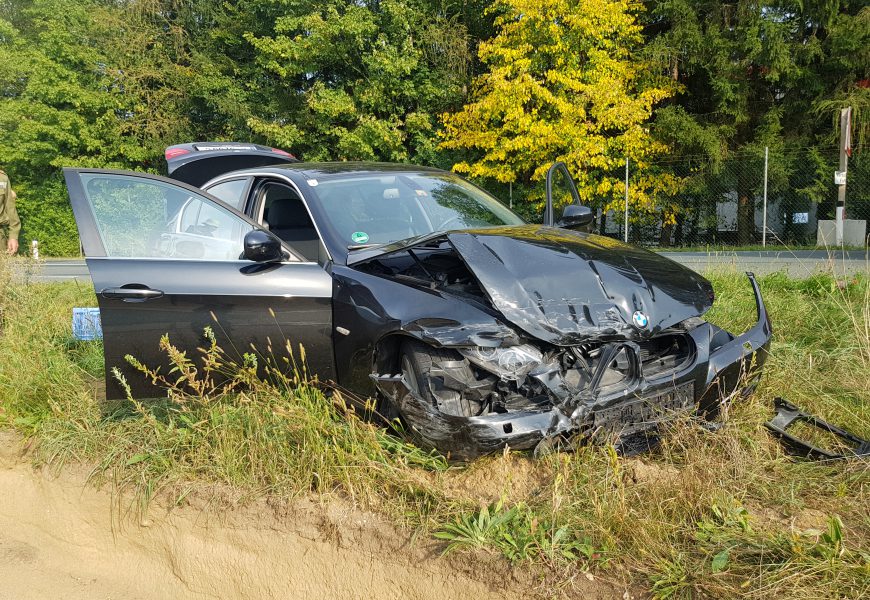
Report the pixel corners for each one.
[165,142,298,187]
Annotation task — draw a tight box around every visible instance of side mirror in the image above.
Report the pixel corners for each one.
[243,229,283,262]
[544,161,581,226]
[557,204,593,230]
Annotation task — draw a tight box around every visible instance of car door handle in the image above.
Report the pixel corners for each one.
[100,287,165,301]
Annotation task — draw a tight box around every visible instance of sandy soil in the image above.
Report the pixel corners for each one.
[440,451,553,506]
[0,432,623,600]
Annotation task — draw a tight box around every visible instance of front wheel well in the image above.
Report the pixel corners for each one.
[371,334,426,423]
[373,333,413,375]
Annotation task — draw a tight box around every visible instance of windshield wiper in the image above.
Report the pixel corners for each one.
[347,243,383,250]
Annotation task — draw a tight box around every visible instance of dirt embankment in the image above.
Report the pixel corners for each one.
[0,432,621,600]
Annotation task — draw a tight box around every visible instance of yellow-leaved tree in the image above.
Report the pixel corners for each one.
[441,0,677,221]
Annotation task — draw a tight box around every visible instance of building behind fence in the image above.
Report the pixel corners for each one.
[594,145,869,248]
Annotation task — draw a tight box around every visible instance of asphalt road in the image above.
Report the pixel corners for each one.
[9,249,869,284]
[657,249,869,278]
[11,259,92,283]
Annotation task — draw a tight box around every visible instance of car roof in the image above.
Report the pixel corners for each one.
[216,161,449,181]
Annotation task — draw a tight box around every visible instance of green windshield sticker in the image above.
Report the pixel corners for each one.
[351,231,370,244]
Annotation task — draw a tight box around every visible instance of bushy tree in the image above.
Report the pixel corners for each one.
[243,0,471,165]
[0,0,286,254]
[0,0,208,253]
[440,0,675,220]
[644,0,870,243]
[1,0,864,253]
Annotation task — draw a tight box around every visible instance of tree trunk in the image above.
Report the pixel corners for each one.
[690,196,704,245]
[674,212,685,246]
[737,191,755,245]
[660,218,673,247]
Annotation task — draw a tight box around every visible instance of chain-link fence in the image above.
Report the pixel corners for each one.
[594,145,869,248]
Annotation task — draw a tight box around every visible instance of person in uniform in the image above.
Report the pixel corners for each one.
[0,170,21,255]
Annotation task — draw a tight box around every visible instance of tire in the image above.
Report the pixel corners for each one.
[399,338,476,417]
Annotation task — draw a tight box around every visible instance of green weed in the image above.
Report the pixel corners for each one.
[435,499,607,566]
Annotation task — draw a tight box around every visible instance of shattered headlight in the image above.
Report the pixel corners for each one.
[459,344,543,383]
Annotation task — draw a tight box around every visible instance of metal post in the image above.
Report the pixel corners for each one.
[624,158,629,243]
[509,181,512,210]
[762,146,768,247]
[835,107,851,246]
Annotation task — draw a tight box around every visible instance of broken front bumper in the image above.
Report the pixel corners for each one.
[373,273,772,460]
[765,398,870,460]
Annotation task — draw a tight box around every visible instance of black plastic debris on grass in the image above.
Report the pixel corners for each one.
[764,398,870,460]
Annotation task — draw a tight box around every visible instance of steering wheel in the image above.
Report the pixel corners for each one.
[436,215,465,231]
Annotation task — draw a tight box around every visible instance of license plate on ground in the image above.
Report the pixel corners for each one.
[592,382,695,436]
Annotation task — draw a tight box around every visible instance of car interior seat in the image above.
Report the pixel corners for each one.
[262,186,320,261]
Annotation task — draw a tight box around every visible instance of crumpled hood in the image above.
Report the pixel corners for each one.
[447,226,715,344]
[350,225,714,345]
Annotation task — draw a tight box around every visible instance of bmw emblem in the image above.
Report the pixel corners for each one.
[632,311,649,328]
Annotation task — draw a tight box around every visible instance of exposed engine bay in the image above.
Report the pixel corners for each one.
[357,239,494,312]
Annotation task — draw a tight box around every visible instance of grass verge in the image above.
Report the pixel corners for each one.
[0,254,867,598]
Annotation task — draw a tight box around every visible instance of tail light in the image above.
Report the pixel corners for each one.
[165,147,191,160]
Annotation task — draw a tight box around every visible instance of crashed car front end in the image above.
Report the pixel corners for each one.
[372,275,770,459]
[342,227,772,460]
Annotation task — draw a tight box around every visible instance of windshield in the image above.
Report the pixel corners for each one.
[310,172,524,247]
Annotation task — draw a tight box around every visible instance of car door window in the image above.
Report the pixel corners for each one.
[80,173,253,261]
[203,178,249,210]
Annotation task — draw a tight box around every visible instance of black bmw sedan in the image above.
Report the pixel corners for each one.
[63,142,771,459]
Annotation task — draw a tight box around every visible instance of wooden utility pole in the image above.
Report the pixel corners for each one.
[835,107,852,245]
